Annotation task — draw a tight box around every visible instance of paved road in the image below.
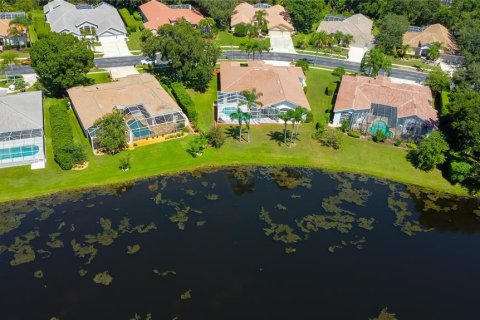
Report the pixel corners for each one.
[5,51,427,83]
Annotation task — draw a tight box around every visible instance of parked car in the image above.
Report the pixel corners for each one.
[140,58,154,65]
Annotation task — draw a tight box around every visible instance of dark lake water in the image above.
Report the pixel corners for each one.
[1,167,479,320]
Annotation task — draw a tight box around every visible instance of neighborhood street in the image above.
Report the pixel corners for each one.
[5,50,427,83]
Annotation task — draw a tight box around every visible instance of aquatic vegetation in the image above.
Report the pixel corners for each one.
[79,269,88,277]
[296,213,355,234]
[475,209,480,217]
[131,313,152,320]
[275,203,287,211]
[291,194,301,199]
[85,204,95,208]
[206,194,219,200]
[350,237,366,250]
[0,245,7,255]
[134,223,157,234]
[322,186,371,215]
[71,240,97,265]
[127,244,141,254]
[118,217,132,233]
[264,224,301,244]
[387,197,412,225]
[328,244,343,253]
[147,180,159,192]
[8,230,39,266]
[46,232,64,249]
[370,307,397,320]
[84,218,119,246]
[185,189,197,196]
[36,207,55,221]
[154,192,166,205]
[196,220,206,227]
[34,270,44,278]
[285,247,296,254]
[357,218,375,230]
[265,167,312,189]
[201,181,209,188]
[0,212,26,236]
[401,221,425,236]
[153,269,176,277]
[58,221,65,230]
[93,271,113,286]
[37,249,52,259]
[180,289,192,300]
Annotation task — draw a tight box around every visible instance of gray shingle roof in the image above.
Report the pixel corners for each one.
[0,91,43,132]
[44,0,126,37]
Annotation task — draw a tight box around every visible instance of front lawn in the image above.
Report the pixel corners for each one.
[216,31,248,47]
[305,69,339,124]
[186,76,217,131]
[87,72,111,84]
[127,31,143,51]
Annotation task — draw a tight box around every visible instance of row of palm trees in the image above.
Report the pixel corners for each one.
[300,30,354,54]
[229,89,308,145]
[6,15,32,50]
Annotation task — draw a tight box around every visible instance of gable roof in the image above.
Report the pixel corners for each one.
[317,13,373,47]
[67,74,182,130]
[403,23,458,52]
[140,0,204,30]
[44,0,126,36]
[0,91,43,133]
[231,2,294,32]
[220,61,310,109]
[334,75,437,122]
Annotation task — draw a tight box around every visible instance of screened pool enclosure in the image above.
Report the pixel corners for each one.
[86,104,187,150]
[0,128,45,168]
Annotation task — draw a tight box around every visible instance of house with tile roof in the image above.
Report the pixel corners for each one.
[317,14,374,48]
[0,16,27,47]
[403,24,458,56]
[231,2,294,36]
[139,0,204,31]
[0,91,45,169]
[67,74,188,150]
[44,0,127,40]
[217,61,309,124]
[332,75,438,139]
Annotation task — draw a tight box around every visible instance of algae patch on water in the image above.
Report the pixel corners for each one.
[34,270,44,278]
[0,212,26,236]
[8,230,39,266]
[93,271,113,286]
[180,289,192,300]
[153,269,176,277]
[127,244,141,254]
[370,307,397,320]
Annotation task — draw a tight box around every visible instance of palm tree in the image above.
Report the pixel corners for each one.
[279,109,294,144]
[9,16,32,49]
[310,31,329,54]
[229,107,249,142]
[342,33,354,47]
[239,89,263,142]
[292,107,308,141]
[427,42,442,61]
[7,25,21,50]
[0,0,11,12]
[333,31,344,46]
[239,40,255,59]
[360,48,392,77]
[253,9,268,36]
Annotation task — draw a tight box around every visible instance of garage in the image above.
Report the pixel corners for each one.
[269,29,295,53]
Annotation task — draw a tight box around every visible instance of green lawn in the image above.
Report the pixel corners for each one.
[216,31,248,47]
[305,69,339,124]
[0,69,467,203]
[391,57,441,71]
[186,76,217,131]
[127,31,143,51]
[87,72,111,84]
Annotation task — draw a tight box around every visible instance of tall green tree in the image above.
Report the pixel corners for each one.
[376,14,409,55]
[230,107,249,142]
[240,89,263,143]
[455,17,480,64]
[285,0,325,33]
[310,30,331,54]
[408,131,449,171]
[194,0,238,28]
[291,107,308,141]
[142,20,220,92]
[360,48,392,77]
[93,108,127,154]
[199,17,217,39]
[9,16,32,48]
[30,33,94,96]
[425,69,450,97]
[253,9,268,35]
[427,42,442,61]
[279,110,294,145]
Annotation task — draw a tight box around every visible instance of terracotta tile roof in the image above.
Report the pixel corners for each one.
[403,24,458,52]
[220,61,310,109]
[334,75,437,122]
[67,74,182,129]
[317,14,373,47]
[231,3,294,32]
[0,19,25,37]
[140,0,204,30]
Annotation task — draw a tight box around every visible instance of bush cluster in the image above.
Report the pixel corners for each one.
[234,23,248,37]
[119,8,144,33]
[347,130,361,138]
[32,17,51,39]
[49,101,86,170]
[171,82,198,127]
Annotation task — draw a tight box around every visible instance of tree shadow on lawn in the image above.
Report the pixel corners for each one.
[225,125,244,142]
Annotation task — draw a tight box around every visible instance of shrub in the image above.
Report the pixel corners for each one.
[49,101,86,169]
[340,119,349,132]
[372,130,387,143]
[332,66,346,78]
[326,82,337,96]
[207,126,225,148]
[94,108,127,154]
[119,154,131,171]
[119,8,143,33]
[234,23,248,37]
[33,17,51,39]
[407,132,449,171]
[347,130,361,138]
[133,11,143,21]
[315,128,342,150]
[449,161,472,183]
[406,142,417,149]
[171,82,198,126]
[394,138,402,146]
[305,112,313,123]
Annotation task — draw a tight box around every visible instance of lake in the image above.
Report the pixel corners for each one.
[0,167,479,320]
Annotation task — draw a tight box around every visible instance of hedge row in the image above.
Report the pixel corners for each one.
[32,17,51,39]
[119,8,144,33]
[171,82,198,126]
[49,101,86,170]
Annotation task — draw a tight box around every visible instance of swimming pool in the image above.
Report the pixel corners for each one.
[0,145,39,160]
[127,120,152,138]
